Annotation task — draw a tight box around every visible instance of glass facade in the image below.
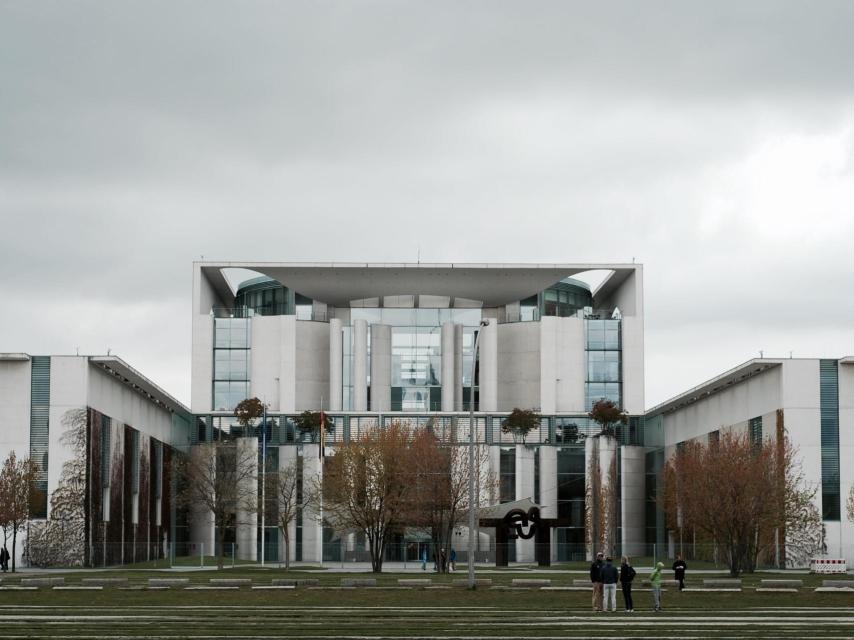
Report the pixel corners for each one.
[585,319,621,409]
[213,317,250,411]
[819,359,840,521]
[344,308,483,412]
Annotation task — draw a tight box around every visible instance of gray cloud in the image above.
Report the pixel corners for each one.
[1,0,853,406]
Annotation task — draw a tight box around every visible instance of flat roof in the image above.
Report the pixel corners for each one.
[89,356,190,416]
[646,358,784,417]
[198,261,640,308]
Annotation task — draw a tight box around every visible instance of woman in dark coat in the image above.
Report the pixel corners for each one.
[619,555,636,612]
[672,554,687,590]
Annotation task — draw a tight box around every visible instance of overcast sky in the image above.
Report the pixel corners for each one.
[1,1,853,409]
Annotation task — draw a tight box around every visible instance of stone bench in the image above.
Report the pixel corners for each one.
[398,579,432,588]
[511,579,551,588]
[822,580,854,589]
[148,578,190,589]
[683,587,742,592]
[572,579,593,587]
[341,578,377,588]
[209,578,252,588]
[82,577,129,587]
[760,579,803,589]
[641,579,679,588]
[252,585,295,590]
[703,579,742,588]
[54,586,103,591]
[21,577,65,587]
[452,578,492,588]
[272,578,320,587]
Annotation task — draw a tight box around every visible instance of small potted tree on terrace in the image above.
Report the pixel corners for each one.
[501,408,541,444]
[294,410,334,443]
[588,399,627,438]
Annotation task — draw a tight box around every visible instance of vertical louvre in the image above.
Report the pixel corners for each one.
[29,356,50,518]
[101,415,112,487]
[820,360,840,520]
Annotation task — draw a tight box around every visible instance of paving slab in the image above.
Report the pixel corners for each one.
[341,578,377,587]
[252,585,295,590]
[81,578,129,587]
[54,586,103,591]
[512,578,551,587]
[755,587,799,593]
[760,579,803,588]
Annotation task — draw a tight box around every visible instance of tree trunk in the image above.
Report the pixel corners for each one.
[217,524,225,570]
[284,528,290,571]
[12,526,17,573]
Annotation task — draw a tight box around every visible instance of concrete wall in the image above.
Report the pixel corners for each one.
[663,366,783,445]
[295,321,330,411]
[88,365,174,444]
[621,315,645,415]
[47,357,90,510]
[838,362,854,559]
[191,314,213,413]
[620,445,646,556]
[0,359,31,465]
[496,322,540,411]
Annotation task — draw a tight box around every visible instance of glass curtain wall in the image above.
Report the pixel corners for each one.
[344,308,483,412]
[585,319,622,409]
[213,317,250,411]
[556,447,585,560]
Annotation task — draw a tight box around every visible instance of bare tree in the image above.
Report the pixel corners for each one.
[847,484,854,525]
[662,431,821,576]
[177,440,257,569]
[408,426,496,572]
[273,462,315,570]
[0,451,39,572]
[321,422,414,573]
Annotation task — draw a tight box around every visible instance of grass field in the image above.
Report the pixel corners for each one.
[1,568,853,638]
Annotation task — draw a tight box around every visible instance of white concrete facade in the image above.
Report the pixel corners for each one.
[648,357,854,561]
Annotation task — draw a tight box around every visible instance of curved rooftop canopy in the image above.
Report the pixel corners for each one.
[197,262,640,310]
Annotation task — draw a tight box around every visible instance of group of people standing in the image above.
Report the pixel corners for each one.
[420,546,456,572]
[589,552,687,612]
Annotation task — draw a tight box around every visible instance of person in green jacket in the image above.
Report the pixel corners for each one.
[650,561,664,612]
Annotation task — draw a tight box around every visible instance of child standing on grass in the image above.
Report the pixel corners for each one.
[650,561,664,612]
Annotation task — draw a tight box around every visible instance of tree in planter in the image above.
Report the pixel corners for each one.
[0,451,39,572]
[501,408,541,443]
[295,410,333,442]
[177,440,257,569]
[588,399,627,437]
[234,397,266,432]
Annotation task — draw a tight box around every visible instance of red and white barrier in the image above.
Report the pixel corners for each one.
[810,558,847,574]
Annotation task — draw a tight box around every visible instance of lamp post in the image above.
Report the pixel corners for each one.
[468,319,489,589]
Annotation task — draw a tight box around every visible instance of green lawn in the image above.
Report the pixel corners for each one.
[1,569,853,638]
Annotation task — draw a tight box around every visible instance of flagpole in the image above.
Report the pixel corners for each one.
[319,396,324,566]
[261,403,266,567]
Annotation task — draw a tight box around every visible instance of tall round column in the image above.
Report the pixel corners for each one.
[479,319,498,411]
[353,318,368,412]
[441,322,455,412]
[328,318,343,411]
[454,324,464,411]
[370,324,391,411]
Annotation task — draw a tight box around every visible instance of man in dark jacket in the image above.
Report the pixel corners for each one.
[0,545,9,572]
[619,556,637,611]
[601,557,619,612]
[672,555,687,590]
[590,552,604,611]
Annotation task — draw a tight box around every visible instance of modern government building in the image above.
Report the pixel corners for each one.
[0,261,851,567]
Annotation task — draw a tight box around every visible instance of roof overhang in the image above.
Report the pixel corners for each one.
[647,358,784,417]
[197,262,640,308]
[89,356,190,416]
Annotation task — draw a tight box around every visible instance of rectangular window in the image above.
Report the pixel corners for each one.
[499,448,515,503]
[101,415,112,488]
[820,360,840,521]
[154,441,163,499]
[749,416,762,447]
[213,317,250,411]
[556,448,585,527]
[533,448,540,505]
[131,430,140,494]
